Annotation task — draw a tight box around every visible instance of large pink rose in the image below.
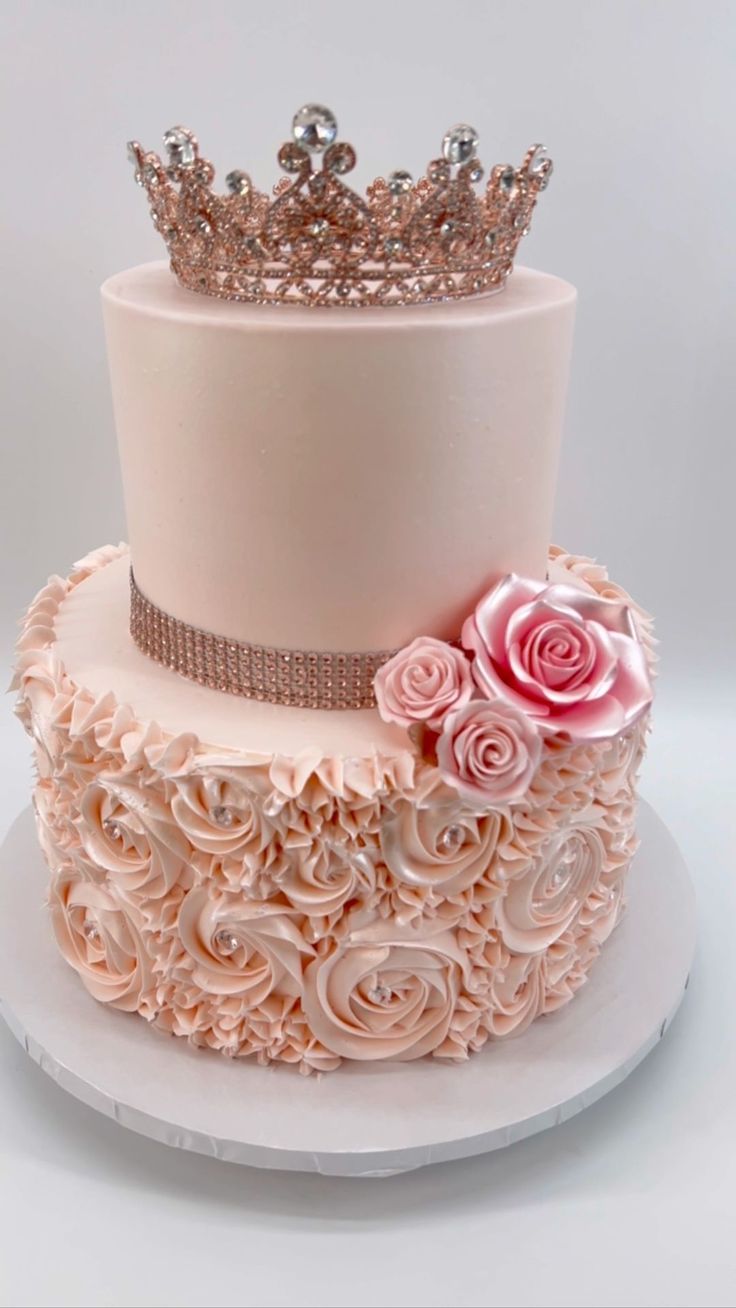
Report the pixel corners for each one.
[374,637,473,729]
[462,575,652,741]
[437,699,541,805]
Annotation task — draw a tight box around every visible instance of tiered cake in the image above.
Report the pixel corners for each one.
[14,107,654,1072]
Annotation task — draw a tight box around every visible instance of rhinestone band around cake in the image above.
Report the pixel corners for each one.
[129,571,397,710]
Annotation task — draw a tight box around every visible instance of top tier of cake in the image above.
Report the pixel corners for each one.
[102,263,576,652]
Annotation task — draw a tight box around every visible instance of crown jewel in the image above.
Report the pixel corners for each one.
[127,105,552,308]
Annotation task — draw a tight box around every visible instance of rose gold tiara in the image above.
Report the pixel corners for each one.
[127,104,552,309]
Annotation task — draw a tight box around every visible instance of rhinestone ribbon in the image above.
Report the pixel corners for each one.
[129,570,398,710]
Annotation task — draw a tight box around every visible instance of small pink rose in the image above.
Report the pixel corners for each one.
[437,699,541,805]
[374,637,473,730]
[462,575,652,742]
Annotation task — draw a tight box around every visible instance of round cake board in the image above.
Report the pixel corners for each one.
[0,802,695,1179]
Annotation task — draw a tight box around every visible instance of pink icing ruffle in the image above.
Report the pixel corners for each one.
[13,544,654,1073]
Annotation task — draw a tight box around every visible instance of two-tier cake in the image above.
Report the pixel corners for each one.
[13,106,654,1072]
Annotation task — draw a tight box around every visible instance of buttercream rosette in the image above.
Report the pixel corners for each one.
[13,544,654,1071]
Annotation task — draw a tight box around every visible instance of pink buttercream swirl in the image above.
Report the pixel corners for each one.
[49,863,154,1013]
[462,575,653,741]
[302,919,472,1061]
[494,822,606,953]
[177,889,314,1002]
[374,636,473,729]
[78,778,192,901]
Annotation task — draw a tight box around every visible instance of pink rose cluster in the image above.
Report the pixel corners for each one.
[374,575,652,806]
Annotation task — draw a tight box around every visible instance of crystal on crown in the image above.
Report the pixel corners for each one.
[126,105,552,308]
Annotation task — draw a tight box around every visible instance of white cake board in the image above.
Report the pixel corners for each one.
[0,802,695,1178]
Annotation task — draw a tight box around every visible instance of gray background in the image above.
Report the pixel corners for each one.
[1,3,735,1307]
[2,0,735,682]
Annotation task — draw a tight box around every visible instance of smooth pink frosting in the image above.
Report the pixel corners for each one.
[102,264,576,651]
[14,544,654,1072]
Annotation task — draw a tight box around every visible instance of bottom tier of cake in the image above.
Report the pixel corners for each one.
[13,545,655,1073]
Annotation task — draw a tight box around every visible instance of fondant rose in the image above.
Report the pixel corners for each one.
[374,637,473,729]
[462,575,653,741]
[302,920,470,1061]
[49,866,153,1013]
[177,888,314,1004]
[437,699,541,805]
[78,778,192,899]
[495,823,605,952]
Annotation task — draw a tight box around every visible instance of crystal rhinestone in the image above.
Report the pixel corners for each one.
[326,142,356,174]
[440,220,455,238]
[83,919,101,944]
[310,217,329,236]
[388,168,413,196]
[498,166,517,197]
[427,158,450,185]
[528,144,552,183]
[214,928,240,956]
[103,819,122,842]
[212,804,235,827]
[384,236,403,258]
[226,169,252,197]
[126,141,140,167]
[142,163,158,186]
[292,103,337,153]
[195,217,213,237]
[485,228,498,249]
[468,163,484,183]
[163,126,196,167]
[440,824,465,853]
[244,235,264,256]
[442,124,479,166]
[278,141,309,173]
[369,984,392,1005]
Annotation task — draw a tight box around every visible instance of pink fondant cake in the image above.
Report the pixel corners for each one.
[13,112,655,1072]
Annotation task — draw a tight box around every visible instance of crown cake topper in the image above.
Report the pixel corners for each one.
[127,104,552,308]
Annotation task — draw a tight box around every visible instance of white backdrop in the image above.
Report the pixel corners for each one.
[1,4,735,1308]
[1,0,735,683]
